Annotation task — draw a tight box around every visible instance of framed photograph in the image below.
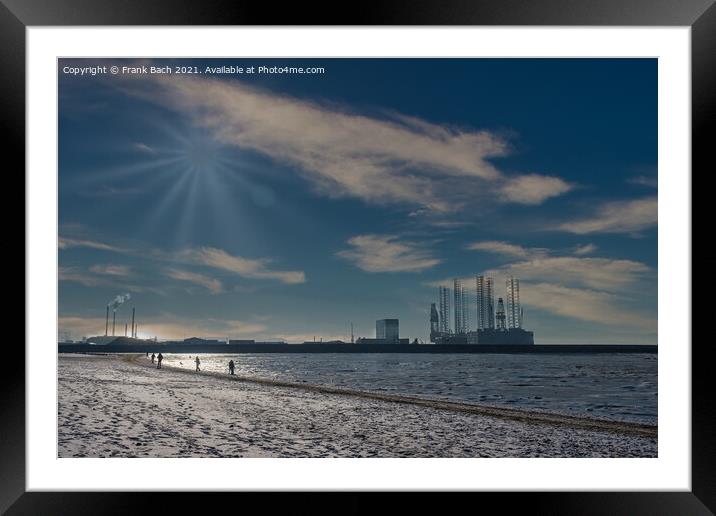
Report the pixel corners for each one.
[10,0,713,512]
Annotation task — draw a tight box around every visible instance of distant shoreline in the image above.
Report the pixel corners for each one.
[58,342,658,354]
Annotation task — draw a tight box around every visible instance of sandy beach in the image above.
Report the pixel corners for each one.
[58,354,657,458]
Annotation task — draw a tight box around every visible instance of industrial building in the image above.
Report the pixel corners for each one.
[430,275,534,345]
[376,319,400,342]
[356,318,409,344]
[183,337,224,345]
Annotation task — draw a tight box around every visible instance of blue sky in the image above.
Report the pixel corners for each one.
[58,58,657,344]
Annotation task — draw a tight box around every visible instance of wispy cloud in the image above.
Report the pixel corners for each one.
[164,268,223,294]
[59,267,111,287]
[337,234,441,273]
[494,256,650,291]
[555,197,657,235]
[59,237,124,252]
[178,247,306,284]
[466,241,534,259]
[133,142,156,154]
[628,175,658,188]
[499,174,573,205]
[521,282,656,329]
[123,74,572,211]
[573,243,597,255]
[59,266,167,295]
[59,232,306,286]
[89,264,132,276]
[465,240,649,290]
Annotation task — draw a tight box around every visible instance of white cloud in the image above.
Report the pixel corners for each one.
[59,266,168,295]
[496,256,650,291]
[556,197,657,234]
[58,237,124,252]
[133,142,156,154]
[59,267,109,287]
[337,234,441,273]
[164,268,223,294]
[466,241,533,259]
[573,243,597,255]
[628,175,658,188]
[179,247,305,284]
[59,233,307,286]
[521,282,656,330]
[89,264,132,276]
[499,174,573,205]
[124,74,571,210]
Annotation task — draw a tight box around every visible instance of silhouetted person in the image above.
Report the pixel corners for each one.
[195,356,201,372]
[151,353,155,364]
[228,360,235,375]
[157,352,163,369]
[146,352,148,357]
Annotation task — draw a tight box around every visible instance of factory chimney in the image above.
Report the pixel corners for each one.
[112,310,116,336]
[124,323,127,337]
[131,307,136,339]
[105,306,109,336]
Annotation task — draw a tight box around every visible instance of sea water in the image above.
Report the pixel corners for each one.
[161,352,657,424]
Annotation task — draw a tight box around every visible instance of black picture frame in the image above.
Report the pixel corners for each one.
[7,0,713,513]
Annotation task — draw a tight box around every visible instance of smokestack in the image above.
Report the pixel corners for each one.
[105,306,109,336]
[107,293,130,337]
[124,323,127,337]
[131,307,135,338]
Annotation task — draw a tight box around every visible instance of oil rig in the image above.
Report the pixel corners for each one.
[429,276,534,345]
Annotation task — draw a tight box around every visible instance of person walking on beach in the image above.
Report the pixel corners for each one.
[228,360,235,375]
[157,353,163,369]
[195,356,201,372]
[151,353,155,364]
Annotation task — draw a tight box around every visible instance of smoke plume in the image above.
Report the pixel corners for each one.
[108,293,131,311]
